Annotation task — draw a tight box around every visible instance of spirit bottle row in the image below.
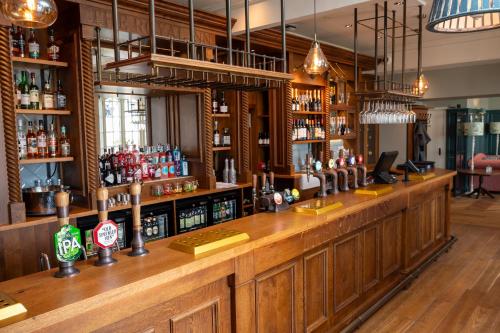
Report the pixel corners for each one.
[213,121,231,147]
[17,119,70,159]
[212,91,229,114]
[15,71,67,110]
[98,144,190,187]
[330,115,352,136]
[258,132,270,145]
[292,88,323,112]
[10,26,60,60]
[292,117,326,141]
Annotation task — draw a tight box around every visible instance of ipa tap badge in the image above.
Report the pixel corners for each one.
[93,220,119,249]
[54,224,83,262]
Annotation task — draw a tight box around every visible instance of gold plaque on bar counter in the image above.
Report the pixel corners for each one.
[355,184,393,196]
[409,172,436,181]
[293,200,343,215]
[169,229,250,255]
[0,292,27,327]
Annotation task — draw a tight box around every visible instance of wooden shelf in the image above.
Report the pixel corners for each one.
[258,114,270,118]
[331,104,356,112]
[12,57,69,68]
[19,157,74,165]
[332,134,357,140]
[292,111,327,115]
[105,176,194,190]
[212,113,231,118]
[292,140,325,145]
[15,109,71,115]
[213,146,232,151]
[259,144,270,148]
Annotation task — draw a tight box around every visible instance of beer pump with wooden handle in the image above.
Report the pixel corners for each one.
[54,191,81,278]
[94,185,118,266]
[128,180,149,257]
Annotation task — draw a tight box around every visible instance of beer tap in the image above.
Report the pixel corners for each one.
[128,180,149,257]
[269,171,275,193]
[312,151,327,198]
[252,174,258,211]
[95,185,118,266]
[324,150,339,195]
[54,191,80,278]
[356,155,368,187]
[261,172,267,196]
[346,158,359,190]
[305,153,312,182]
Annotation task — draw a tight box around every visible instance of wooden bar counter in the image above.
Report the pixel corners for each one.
[0,169,456,333]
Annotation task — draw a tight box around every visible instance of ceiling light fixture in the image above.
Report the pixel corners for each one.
[413,73,430,95]
[1,0,58,28]
[427,0,500,32]
[345,24,353,28]
[394,1,404,6]
[304,0,329,75]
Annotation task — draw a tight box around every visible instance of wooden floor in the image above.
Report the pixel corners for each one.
[356,196,500,333]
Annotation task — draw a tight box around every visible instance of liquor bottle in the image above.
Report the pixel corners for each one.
[42,78,54,109]
[317,90,322,111]
[27,28,40,59]
[213,120,220,147]
[223,158,229,183]
[27,121,37,158]
[29,72,39,110]
[19,71,29,109]
[55,80,67,110]
[212,90,218,114]
[219,92,228,113]
[17,119,27,159]
[291,90,296,111]
[17,27,25,58]
[229,158,237,184]
[36,120,47,157]
[14,73,21,108]
[258,132,263,145]
[10,25,20,57]
[59,125,70,157]
[173,145,181,161]
[223,128,231,146]
[292,121,297,141]
[181,155,189,176]
[265,132,270,145]
[47,122,58,157]
[47,28,60,61]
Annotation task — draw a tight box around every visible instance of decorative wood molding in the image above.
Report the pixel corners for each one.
[0,27,21,205]
[204,88,215,189]
[80,40,99,196]
[325,85,331,162]
[285,81,293,173]
[240,92,251,183]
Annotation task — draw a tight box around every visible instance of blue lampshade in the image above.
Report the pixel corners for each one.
[427,0,500,32]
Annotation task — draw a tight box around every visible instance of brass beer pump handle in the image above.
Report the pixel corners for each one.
[130,181,142,231]
[55,191,70,227]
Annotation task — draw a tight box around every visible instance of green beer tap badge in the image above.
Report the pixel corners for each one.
[54,225,82,262]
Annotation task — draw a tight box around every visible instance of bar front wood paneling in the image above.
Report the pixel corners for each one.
[0,170,455,332]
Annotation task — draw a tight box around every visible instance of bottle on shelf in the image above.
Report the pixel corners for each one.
[10,25,20,57]
[59,125,71,157]
[14,73,21,108]
[213,120,220,147]
[17,119,27,159]
[181,155,189,176]
[55,80,67,110]
[36,120,47,157]
[47,28,60,61]
[229,158,237,184]
[219,92,228,113]
[223,128,231,146]
[17,27,26,58]
[19,71,29,109]
[42,77,54,110]
[223,158,229,183]
[29,72,39,110]
[26,121,37,158]
[27,28,40,59]
[212,90,218,114]
[47,122,58,157]
[291,89,297,112]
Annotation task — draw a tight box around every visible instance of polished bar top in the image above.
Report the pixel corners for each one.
[0,169,455,331]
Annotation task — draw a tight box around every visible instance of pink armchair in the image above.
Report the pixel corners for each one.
[468,153,500,192]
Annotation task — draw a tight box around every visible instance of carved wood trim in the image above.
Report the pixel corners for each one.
[285,81,293,172]
[204,88,215,189]
[324,85,331,162]
[0,27,21,204]
[81,39,99,195]
[240,92,251,182]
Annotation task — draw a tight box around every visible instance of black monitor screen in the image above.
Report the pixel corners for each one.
[373,151,398,176]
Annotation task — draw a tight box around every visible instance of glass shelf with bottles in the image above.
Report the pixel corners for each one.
[211,90,230,116]
[10,25,65,66]
[292,116,326,143]
[330,113,356,139]
[213,120,232,151]
[17,119,72,163]
[291,88,324,114]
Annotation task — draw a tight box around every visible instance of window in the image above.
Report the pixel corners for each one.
[98,95,148,151]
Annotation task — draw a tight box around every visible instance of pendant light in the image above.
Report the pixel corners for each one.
[413,73,430,96]
[1,0,58,29]
[304,0,329,75]
[427,0,500,32]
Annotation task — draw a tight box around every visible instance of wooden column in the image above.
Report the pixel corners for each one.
[239,92,251,182]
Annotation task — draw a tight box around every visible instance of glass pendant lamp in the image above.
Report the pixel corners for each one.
[413,73,430,96]
[1,0,58,29]
[304,0,329,75]
[427,0,500,32]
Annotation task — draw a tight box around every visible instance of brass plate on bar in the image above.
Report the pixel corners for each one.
[409,172,436,181]
[355,184,393,196]
[169,229,250,255]
[0,292,27,327]
[293,200,343,215]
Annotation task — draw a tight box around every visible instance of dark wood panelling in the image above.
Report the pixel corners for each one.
[420,199,435,251]
[362,224,380,292]
[406,206,421,263]
[304,247,329,332]
[381,213,402,279]
[334,233,362,312]
[256,259,303,333]
[435,191,445,241]
[170,300,219,332]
